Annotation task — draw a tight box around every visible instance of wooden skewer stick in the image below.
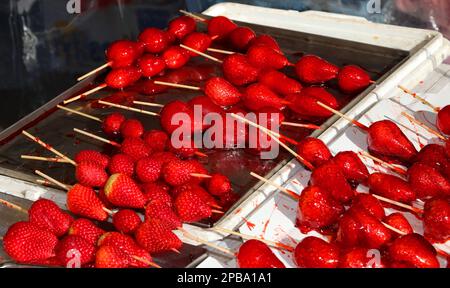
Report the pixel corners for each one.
[132,101,165,108]
[36,179,65,189]
[231,113,313,170]
[153,80,201,91]
[316,101,369,131]
[179,10,207,22]
[180,44,223,63]
[35,170,70,191]
[382,222,407,236]
[371,194,423,214]
[190,173,212,179]
[398,85,439,112]
[281,122,321,130]
[170,248,181,254]
[213,227,295,252]
[207,47,235,55]
[179,228,235,256]
[21,155,70,164]
[57,105,102,122]
[131,256,162,268]
[73,128,121,148]
[77,62,113,82]
[63,84,108,105]
[98,100,160,117]
[22,131,77,166]
[401,112,446,141]
[194,151,208,158]
[250,172,299,200]
[0,199,28,214]
[359,151,407,176]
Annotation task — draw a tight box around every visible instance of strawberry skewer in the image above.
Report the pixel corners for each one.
[21,155,71,164]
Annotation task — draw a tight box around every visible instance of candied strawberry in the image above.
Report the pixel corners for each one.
[135,219,182,253]
[174,190,212,222]
[204,77,242,107]
[138,54,166,78]
[28,199,73,237]
[95,245,129,268]
[75,161,108,188]
[222,53,259,86]
[243,83,287,111]
[296,137,332,168]
[351,193,385,220]
[188,95,223,117]
[143,130,168,152]
[296,186,344,233]
[413,143,448,172]
[102,112,126,135]
[437,105,450,135]
[286,87,338,119]
[295,55,339,84]
[159,100,202,134]
[163,46,191,69]
[228,27,256,51]
[249,35,281,52]
[75,150,109,169]
[368,173,416,203]
[408,162,450,199]
[145,200,182,229]
[182,32,212,56]
[67,184,108,221]
[387,234,439,268]
[207,173,231,196]
[247,45,289,70]
[108,153,135,176]
[162,159,198,186]
[138,28,170,53]
[258,69,302,96]
[207,16,237,39]
[135,156,164,183]
[120,137,152,160]
[112,209,142,234]
[423,197,450,243]
[339,247,385,268]
[332,151,369,184]
[106,40,140,68]
[338,65,372,94]
[105,66,142,89]
[294,237,340,268]
[167,16,196,40]
[68,218,105,245]
[384,213,413,236]
[237,240,285,268]
[120,119,144,138]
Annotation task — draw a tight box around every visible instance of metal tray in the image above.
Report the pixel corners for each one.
[0,17,412,232]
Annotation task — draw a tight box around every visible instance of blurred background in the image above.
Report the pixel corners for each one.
[1,0,449,131]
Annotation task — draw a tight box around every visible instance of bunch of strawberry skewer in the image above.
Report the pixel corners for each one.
[0,11,448,268]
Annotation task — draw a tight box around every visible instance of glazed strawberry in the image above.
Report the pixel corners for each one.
[102,112,126,135]
[120,119,144,139]
[104,173,146,208]
[408,162,450,199]
[108,153,135,176]
[145,200,182,229]
[258,69,302,96]
[112,209,142,234]
[387,233,439,268]
[163,46,191,69]
[95,245,129,268]
[249,35,281,52]
[182,32,212,56]
[423,197,450,243]
[368,172,416,203]
[237,240,285,268]
[188,95,223,116]
[3,221,58,263]
[167,16,196,40]
[296,186,344,233]
[106,40,140,69]
[437,105,450,135]
[333,151,369,184]
[296,137,332,168]
[98,232,153,268]
[138,28,170,53]
[336,213,360,248]
[160,100,202,134]
[105,66,142,89]
[75,150,109,169]
[207,16,237,39]
[186,159,209,185]
[68,218,105,245]
[162,159,198,186]
[29,199,73,237]
[75,161,108,188]
[136,156,164,183]
[174,189,212,222]
[243,83,287,111]
[152,151,179,165]
[67,184,108,221]
[338,65,372,94]
[311,161,355,204]
[222,53,259,86]
[143,130,168,152]
[351,193,385,220]
[207,173,231,196]
[295,55,339,84]
[135,218,182,253]
[138,54,166,78]
[286,87,338,119]
[384,213,413,235]
[294,237,340,268]
[141,181,172,204]
[247,45,289,70]
[338,247,385,268]
[367,120,417,163]
[414,143,450,177]
[228,27,256,51]
[204,77,242,107]
[171,184,217,207]
[120,137,152,160]
[56,235,96,267]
